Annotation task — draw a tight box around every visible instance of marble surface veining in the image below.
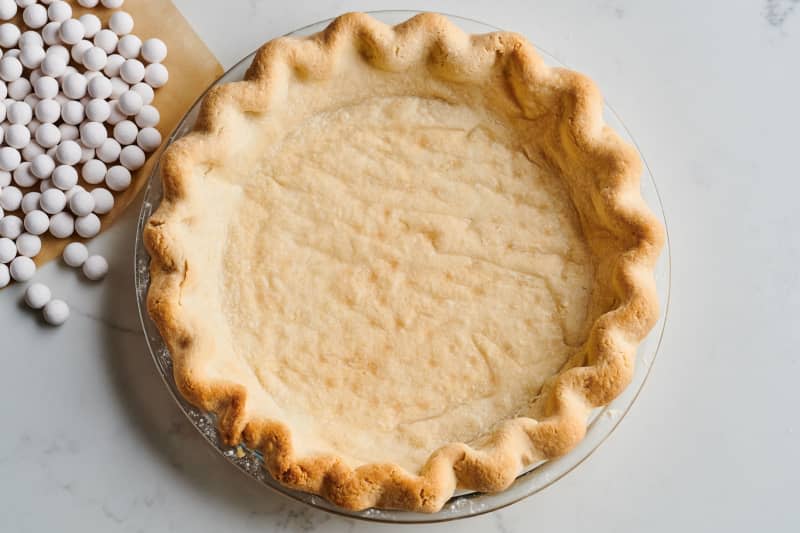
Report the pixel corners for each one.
[1,1,799,532]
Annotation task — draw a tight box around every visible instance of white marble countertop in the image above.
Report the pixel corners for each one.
[2,0,799,531]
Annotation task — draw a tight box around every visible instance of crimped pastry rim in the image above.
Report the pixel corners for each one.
[143,12,665,512]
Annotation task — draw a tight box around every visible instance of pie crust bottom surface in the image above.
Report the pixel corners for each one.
[220,95,595,472]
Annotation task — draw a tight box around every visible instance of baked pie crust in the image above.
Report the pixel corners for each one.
[144,12,664,512]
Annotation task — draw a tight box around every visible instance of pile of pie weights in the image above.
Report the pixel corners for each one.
[0,0,168,325]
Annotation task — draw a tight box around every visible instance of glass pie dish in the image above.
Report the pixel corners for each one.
[134,10,671,523]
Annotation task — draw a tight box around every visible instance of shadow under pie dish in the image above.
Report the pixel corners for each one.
[143,12,664,513]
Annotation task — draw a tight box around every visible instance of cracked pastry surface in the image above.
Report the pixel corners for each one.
[145,12,664,512]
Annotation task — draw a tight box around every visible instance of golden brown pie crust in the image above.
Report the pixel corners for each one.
[144,12,664,512]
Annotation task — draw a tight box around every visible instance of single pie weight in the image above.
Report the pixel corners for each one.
[24,282,51,309]
[82,254,107,280]
[42,298,69,326]
[62,241,88,267]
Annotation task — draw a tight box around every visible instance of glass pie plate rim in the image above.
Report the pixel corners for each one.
[133,10,672,524]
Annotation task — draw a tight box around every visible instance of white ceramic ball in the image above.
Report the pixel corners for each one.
[141,38,167,64]
[82,254,107,280]
[39,187,65,214]
[62,72,87,99]
[7,77,31,100]
[33,76,58,99]
[0,22,19,48]
[117,34,140,59]
[15,231,40,257]
[51,164,77,190]
[43,298,69,325]
[6,123,30,149]
[58,18,84,45]
[81,45,106,71]
[79,14,101,38]
[90,187,113,214]
[81,159,105,184]
[93,29,117,54]
[119,58,143,84]
[117,89,141,115]
[136,127,161,152]
[134,104,159,128]
[103,53,124,77]
[8,101,32,124]
[74,212,99,238]
[79,121,106,148]
[22,4,47,29]
[55,140,81,165]
[87,74,111,99]
[62,241,87,266]
[112,119,137,145]
[108,11,133,36]
[48,210,72,238]
[0,214,22,238]
[84,98,110,122]
[68,189,94,217]
[34,122,60,147]
[0,146,21,171]
[0,56,22,82]
[0,184,21,210]
[40,52,67,77]
[119,144,144,170]
[0,0,16,21]
[104,164,130,191]
[34,98,60,123]
[95,138,120,163]
[9,254,35,281]
[41,21,60,45]
[60,100,84,125]
[30,153,54,178]
[21,191,41,213]
[23,209,48,235]
[25,282,51,309]
[46,1,71,23]
[12,160,35,186]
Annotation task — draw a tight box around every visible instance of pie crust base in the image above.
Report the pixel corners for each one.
[145,13,664,512]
